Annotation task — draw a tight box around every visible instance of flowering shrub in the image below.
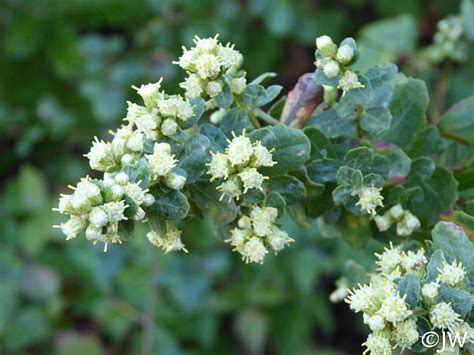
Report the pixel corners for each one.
[55,6,474,353]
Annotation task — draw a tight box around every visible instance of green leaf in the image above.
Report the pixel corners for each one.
[3,307,50,351]
[214,83,233,109]
[181,97,205,129]
[441,211,474,241]
[332,185,353,204]
[426,250,446,282]
[396,274,420,307]
[190,183,238,224]
[375,77,429,149]
[303,127,335,160]
[438,96,474,144]
[375,142,411,181]
[432,221,474,277]
[364,63,398,88]
[56,333,103,355]
[220,107,252,137]
[409,126,447,158]
[313,70,340,87]
[306,158,340,184]
[462,0,474,40]
[343,146,373,172]
[123,157,150,189]
[17,165,48,213]
[336,76,374,119]
[241,84,282,108]
[360,107,392,134]
[406,167,458,225]
[338,213,371,249]
[177,134,211,183]
[305,108,356,139]
[264,191,286,216]
[250,72,277,85]
[147,188,190,220]
[117,219,135,240]
[438,284,472,317]
[267,175,306,205]
[248,125,311,175]
[200,124,227,152]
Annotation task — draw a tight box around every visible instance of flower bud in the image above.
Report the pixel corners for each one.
[230,77,247,95]
[316,35,337,57]
[86,140,115,171]
[164,171,187,190]
[61,216,86,240]
[133,207,146,221]
[374,213,392,232]
[85,224,102,241]
[126,132,144,152]
[58,195,74,215]
[336,44,354,64]
[323,60,340,79]
[210,109,226,124]
[103,184,124,202]
[238,216,252,230]
[421,282,439,302]
[135,81,162,108]
[111,136,127,158]
[161,118,178,136]
[142,193,155,207]
[89,207,109,228]
[206,81,223,97]
[389,204,404,219]
[115,172,129,185]
[70,194,92,214]
[147,230,162,247]
[121,153,135,166]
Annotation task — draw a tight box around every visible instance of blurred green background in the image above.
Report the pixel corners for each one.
[1,0,471,354]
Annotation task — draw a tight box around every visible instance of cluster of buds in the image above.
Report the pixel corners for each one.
[175,35,247,100]
[344,243,473,354]
[54,174,155,251]
[433,16,464,57]
[126,79,194,140]
[314,35,363,93]
[225,206,293,264]
[146,221,187,254]
[353,185,384,216]
[374,204,421,236]
[207,131,276,200]
[145,142,186,190]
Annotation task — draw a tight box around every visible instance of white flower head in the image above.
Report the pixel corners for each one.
[391,318,419,350]
[323,60,340,79]
[355,185,384,215]
[205,80,223,97]
[378,294,411,323]
[207,152,230,181]
[238,167,265,192]
[142,193,155,207]
[225,227,250,249]
[362,332,392,355]
[180,74,203,98]
[315,35,334,50]
[217,44,243,69]
[375,242,402,275]
[250,206,278,237]
[102,201,127,222]
[85,224,102,241]
[338,70,364,93]
[217,177,242,200]
[75,178,102,205]
[336,44,355,64]
[421,282,440,300]
[389,204,404,219]
[89,207,109,228]
[374,213,393,232]
[164,171,187,190]
[147,227,187,254]
[267,226,294,253]
[230,77,247,95]
[193,35,219,53]
[160,118,178,136]
[126,131,144,152]
[226,133,254,166]
[397,211,421,236]
[437,260,466,286]
[195,53,221,79]
[146,143,177,177]
[157,95,193,121]
[123,182,146,205]
[364,314,386,332]
[401,249,427,274]
[59,216,86,240]
[430,302,462,331]
[241,236,268,264]
[134,79,163,108]
[345,284,375,313]
[85,138,115,171]
[252,142,275,167]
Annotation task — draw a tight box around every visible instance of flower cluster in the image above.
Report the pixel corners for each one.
[225,206,293,264]
[314,35,363,93]
[353,185,384,215]
[175,35,247,100]
[433,16,464,58]
[54,174,154,251]
[374,204,421,236]
[146,222,187,254]
[126,80,194,140]
[207,131,276,200]
[345,243,473,354]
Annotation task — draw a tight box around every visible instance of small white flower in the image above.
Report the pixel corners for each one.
[133,207,145,221]
[230,77,247,94]
[85,224,102,241]
[421,282,439,300]
[237,216,252,230]
[121,153,136,166]
[160,118,178,136]
[250,206,278,237]
[206,80,223,97]
[437,261,466,286]
[375,242,402,275]
[102,201,127,222]
[430,302,462,331]
[85,138,115,171]
[125,102,149,125]
[338,70,364,93]
[58,195,74,214]
[362,332,392,355]
[114,172,129,185]
[364,314,386,332]
[70,194,92,214]
[207,152,230,181]
[225,228,250,249]
[391,318,419,350]
[134,80,162,108]
[123,182,146,204]
[267,226,294,252]
[210,109,226,124]
[397,211,421,236]
[193,35,219,53]
[89,207,109,228]
[126,131,144,152]
[389,204,404,219]
[238,168,265,192]
[146,143,177,177]
[315,35,334,50]
[252,142,275,167]
[108,184,125,201]
[147,228,187,253]
[323,60,340,79]
[355,185,384,215]
[195,53,221,79]
[374,213,393,232]
[157,95,193,121]
[401,249,427,274]
[336,44,355,64]
[75,178,102,205]
[60,216,86,240]
[217,178,242,200]
[180,74,203,98]
[345,284,376,313]
[241,236,268,264]
[378,294,411,323]
[226,134,254,166]
[217,44,243,68]
[142,193,155,207]
[176,47,198,71]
